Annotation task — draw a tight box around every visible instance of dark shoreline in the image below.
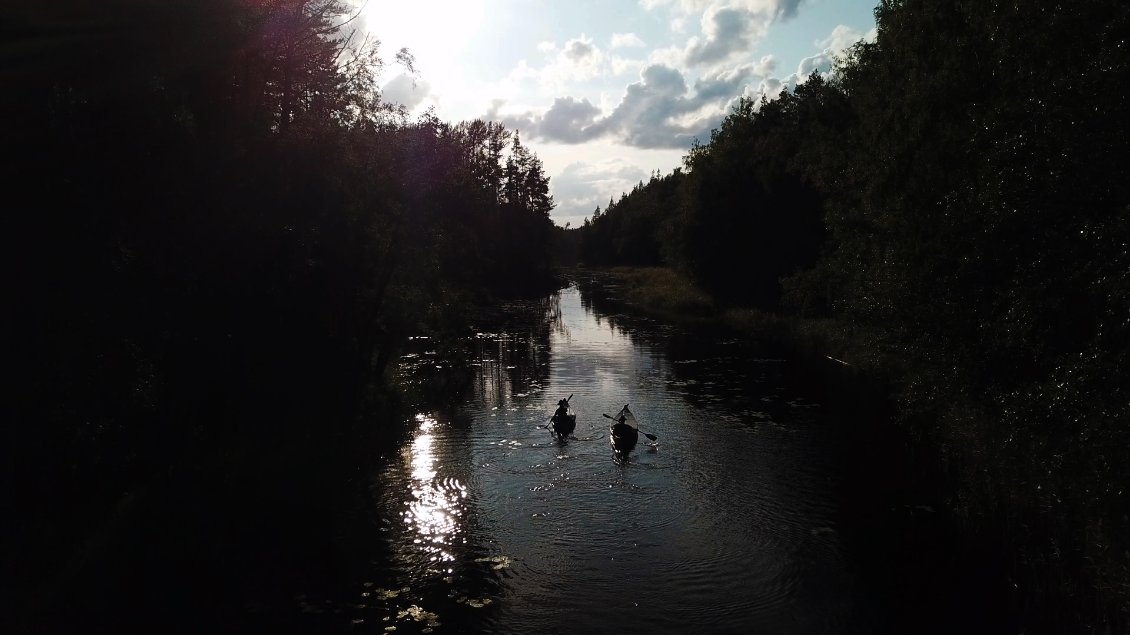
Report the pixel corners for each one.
[576,265,1122,634]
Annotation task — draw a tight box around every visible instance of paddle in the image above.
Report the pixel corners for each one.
[602,413,658,441]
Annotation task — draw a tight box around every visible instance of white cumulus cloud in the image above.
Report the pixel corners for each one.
[488,60,770,149]
[611,32,647,49]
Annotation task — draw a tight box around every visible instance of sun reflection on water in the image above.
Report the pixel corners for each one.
[401,413,467,570]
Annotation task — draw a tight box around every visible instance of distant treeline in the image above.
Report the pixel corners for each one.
[579,0,1129,629]
[3,0,557,623]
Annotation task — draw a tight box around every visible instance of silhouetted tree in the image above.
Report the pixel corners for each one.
[3,2,559,629]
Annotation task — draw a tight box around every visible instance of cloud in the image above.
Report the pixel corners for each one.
[563,36,597,62]
[537,41,557,53]
[485,100,537,136]
[800,24,877,77]
[553,160,647,206]
[550,159,649,224]
[611,55,644,76]
[745,24,877,103]
[507,59,539,82]
[538,34,608,88]
[746,76,789,102]
[487,11,870,152]
[489,61,771,149]
[754,54,778,76]
[381,73,432,111]
[588,65,700,148]
[684,7,764,67]
[692,61,766,100]
[796,50,834,78]
[791,24,876,79]
[642,0,804,69]
[638,63,689,96]
[611,32,646,49]
[538,97,603,143]
[819,24,869,53]
[606,62,766,146]
[641,0,802,20]
[770,0,803,20]
[647,44,688,69]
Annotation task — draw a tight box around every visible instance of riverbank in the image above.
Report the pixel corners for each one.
[591,265,1126,634]
[601,266,892,411]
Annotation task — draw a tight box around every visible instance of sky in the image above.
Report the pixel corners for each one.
[355,0,879,228]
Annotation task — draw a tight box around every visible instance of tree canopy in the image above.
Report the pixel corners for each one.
[5,2,559,626]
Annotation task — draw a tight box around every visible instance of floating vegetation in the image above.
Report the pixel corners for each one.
[397,605,441,629]
[473,555,512,570]
[455,596,494,608]
[368,587,404,600]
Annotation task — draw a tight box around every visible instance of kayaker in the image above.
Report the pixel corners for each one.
[554,398,570,420]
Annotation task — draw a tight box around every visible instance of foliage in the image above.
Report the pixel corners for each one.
[674,81,838,309]
[607,266,715,319]
[3,1,557,626]
[577,79,839,311]
[809,3,1130,627]
[580,170,684,266]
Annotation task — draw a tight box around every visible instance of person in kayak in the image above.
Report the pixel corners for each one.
[553,398,570,420]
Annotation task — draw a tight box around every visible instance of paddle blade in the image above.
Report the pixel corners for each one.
[642,432,658,441]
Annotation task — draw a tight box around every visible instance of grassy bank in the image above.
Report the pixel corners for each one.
[607,266,888,379]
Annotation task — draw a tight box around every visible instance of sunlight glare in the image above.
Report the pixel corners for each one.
[359,0,485,59]
[402,413,465,568]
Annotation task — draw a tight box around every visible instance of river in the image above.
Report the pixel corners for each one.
[301,274,1010,634]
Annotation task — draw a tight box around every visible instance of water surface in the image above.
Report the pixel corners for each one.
[314,277,1004,634]
[305,275,1012,632]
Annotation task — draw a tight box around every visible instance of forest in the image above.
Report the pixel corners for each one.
[578,0,1129,628]
[4,0,559,628]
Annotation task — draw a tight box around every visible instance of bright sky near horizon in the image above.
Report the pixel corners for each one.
[355,0,878,228]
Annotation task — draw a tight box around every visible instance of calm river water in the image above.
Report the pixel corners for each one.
[309,274,1009,634]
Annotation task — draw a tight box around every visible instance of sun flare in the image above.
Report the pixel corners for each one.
[359,0,485,60]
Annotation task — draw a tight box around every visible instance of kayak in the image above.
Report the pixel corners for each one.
[551,410,577,439]
[608,404,639,456]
